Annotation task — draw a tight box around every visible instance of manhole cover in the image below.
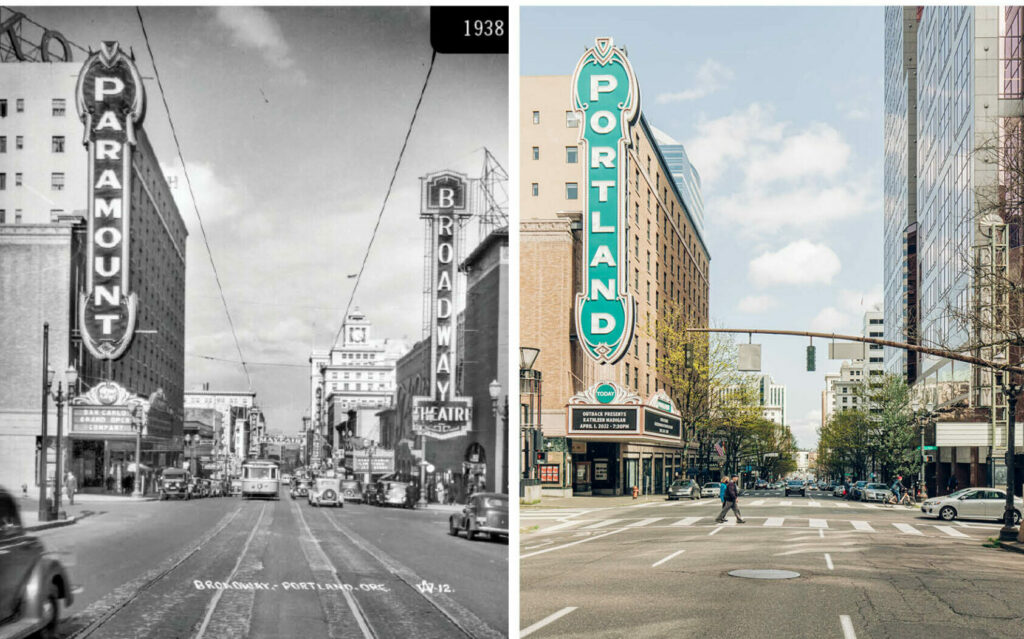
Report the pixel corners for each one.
[728,569,800,580]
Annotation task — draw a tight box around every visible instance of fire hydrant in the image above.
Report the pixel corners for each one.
[632,485,639,500]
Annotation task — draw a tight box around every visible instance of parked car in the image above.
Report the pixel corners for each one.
[921,488,1023,523]
[0,486,74,639]
[449,492,508,540]
[229,478,243,496]
[860,483,893,502]
[784,480,806,497]
[754,480,768,490]
[308,477,344,508]
[376,480,412,508]
[666,479,700,500]
[832,484,848,498]
[849,481,869,501]
[158,468,192,500]
[340,479,364,503]
[289,478,310,500]
[700,482,721,498]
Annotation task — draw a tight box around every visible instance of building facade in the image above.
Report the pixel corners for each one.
[183,388,257,468]
[521,63,711,497]
[822,311,885,425]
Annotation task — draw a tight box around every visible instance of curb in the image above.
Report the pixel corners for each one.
[25,516,77,532]
[997,540,1024,555]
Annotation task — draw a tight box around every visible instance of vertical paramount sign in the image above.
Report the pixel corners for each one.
[572,38,640,365]
[412,172,473,440]
[76,41,145,360]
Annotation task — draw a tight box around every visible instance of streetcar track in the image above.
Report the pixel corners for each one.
[319,508,504,639]
[66,502,247,639]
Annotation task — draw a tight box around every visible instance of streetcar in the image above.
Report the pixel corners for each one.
[240,459,281,500]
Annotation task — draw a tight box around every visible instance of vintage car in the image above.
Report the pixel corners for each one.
[308,477,343,508]
[158,468,192,500]
[449,492,509,541]
[376,480,412,508]
[229,478,243,496]
[0,486,74,639]
[340,479,364,503]
[289,478,310,500]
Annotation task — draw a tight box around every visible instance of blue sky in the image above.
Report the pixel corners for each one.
[523,7,885,449]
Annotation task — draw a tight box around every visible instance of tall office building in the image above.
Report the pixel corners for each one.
[650,125,706,243]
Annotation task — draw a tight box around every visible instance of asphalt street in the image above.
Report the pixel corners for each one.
[520,488,1024,639]
[31,491,507,638]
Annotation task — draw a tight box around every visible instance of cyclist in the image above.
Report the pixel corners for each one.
[890,475,911,506]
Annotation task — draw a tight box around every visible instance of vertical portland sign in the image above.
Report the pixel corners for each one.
[411,172,473,439]
[572,38,640,365]
[75,41,145,360]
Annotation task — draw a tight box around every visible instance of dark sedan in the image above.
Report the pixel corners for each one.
[449,492,508,541]
[784,480,806,497]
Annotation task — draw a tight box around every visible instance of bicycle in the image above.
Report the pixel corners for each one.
[885,492,916,507]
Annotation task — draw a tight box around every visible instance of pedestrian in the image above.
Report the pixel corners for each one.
[947,474,958,494]
[715,475,745,524]
[719,478,727,505]
[64,470,77,506]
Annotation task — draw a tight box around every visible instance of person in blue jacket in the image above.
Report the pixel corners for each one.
[719,479,727,504]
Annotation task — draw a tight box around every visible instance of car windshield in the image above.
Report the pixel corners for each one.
[946,488,972,499]
[704,483,719,489]
[482,496,508,509]
[787,481,802,486]
[865,483,889,489]
[670,481,688,488]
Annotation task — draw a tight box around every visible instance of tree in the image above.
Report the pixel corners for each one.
[818,409,871,480]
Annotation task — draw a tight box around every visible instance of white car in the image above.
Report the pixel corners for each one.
[700,482,721,498]
[921,487,1022,523]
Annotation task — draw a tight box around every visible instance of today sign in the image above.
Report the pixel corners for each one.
[571,37,640,365]
[75,42,145,360]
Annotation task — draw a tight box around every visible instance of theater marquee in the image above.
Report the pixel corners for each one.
[568,384,681,443]
[75,41,145,360]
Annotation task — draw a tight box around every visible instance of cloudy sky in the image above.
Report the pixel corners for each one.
[522,6,884,449]
[22,6,508,432]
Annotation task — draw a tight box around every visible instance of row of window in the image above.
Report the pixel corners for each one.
[530,110,580,128]
[0,209,69,224]
[0,172,65,190]
[0,98,66,117]
[0,135,66,153]
[530,145,578,163]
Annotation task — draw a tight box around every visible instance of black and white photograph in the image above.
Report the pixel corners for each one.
[0,5,508,638]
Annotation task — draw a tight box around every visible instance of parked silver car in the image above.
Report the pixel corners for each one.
[700,482,721,498]
[860,483,893,502]
[666,479,700,500]
[921,488,1023,523]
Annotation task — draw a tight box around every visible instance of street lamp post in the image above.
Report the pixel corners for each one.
[520,347,541,486]
[910,397,935,498]
[38,323,51,522]
[45,364,78,520]
[489,379,505,495]
[998,380,1021,541]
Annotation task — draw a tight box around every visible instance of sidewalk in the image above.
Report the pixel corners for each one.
[17,494,156,532]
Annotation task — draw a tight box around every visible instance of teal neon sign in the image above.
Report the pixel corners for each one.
[571,38,639,365]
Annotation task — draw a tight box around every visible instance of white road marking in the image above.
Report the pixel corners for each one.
[763,517,784,527]
[825,553,834,570]
[862,503,880,509]
[520,607,578,638]
[893,523,923,535]
[819,529,825,538]
[651,549,686,567]
[543,520,591,532]
[836,503,851,508]
[581,519,623,530]
[627,517,663,527]
[809,518,828,529]
[935,525,969,538]
[851,520,875,532]
[780,500,793,506]
[521,528,628,559]
[524,541,553,550]
[671,517,702,527]
[840,614,857,639]
[709,526,724,536]
[808,501,821,507]
[750,499,766,506]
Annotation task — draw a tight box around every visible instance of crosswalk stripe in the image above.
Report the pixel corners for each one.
[750,499,766,506]
[763,517,784,527]
[627,517,663,527]
[893,523,923,535]
[935,525,969,538]
[780,500,792,506]
[581,519,622,530]
[809,518,828,528]
[808,501,821,507]
[850,520,875,532]
[543,520,591,532]
[863,503,880,509]
[836,503,851,508]
[671,517,703,527]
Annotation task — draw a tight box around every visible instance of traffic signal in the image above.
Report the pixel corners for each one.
[684,343,694,370]
[806,345,816,371]
[536,451,546,463]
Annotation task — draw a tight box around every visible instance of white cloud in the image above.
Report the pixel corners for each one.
[737,294,778,314]
[162,162,243,221]
[712,180,873,234]
[789,409,822,449]
[684,103,784,185]
[838,286,884,315]
[748,240,841,287]
[212,7,297,71]
[655,59,734,104]
[745,123,850,185]
[810,307,853,333]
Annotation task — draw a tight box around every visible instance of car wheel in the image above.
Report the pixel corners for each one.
[449,519,459,536]
[38,583,60,639]
[1014,510,1022,526]
[939,506,957,521]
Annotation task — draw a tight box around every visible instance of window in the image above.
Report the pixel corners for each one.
[531,146,539,160]
[52,99,66,116]
[49,209,64,222]
[0,136,5,152]
[52,136,65,153]
[15,136,23,150]
[0,173,5,190]
[565,110,579,127]
[51,173,65,191]
[14,173,21,186]
[14,210,21,224]
[565,146,578,163]
[16,98,23,113]
[0,100,6,117]
[531,183,538,197]
[565,183,578,200]
[0,210,5,224]
[532,111,540,124]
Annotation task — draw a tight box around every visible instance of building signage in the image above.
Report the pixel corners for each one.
[352,449,395,474]
[571,37,640,365]
[569,407,638,434]
[568,383,681,443]
[412,171,474,440]
[76,42,145,360]
[70,380,140,439]
[643,409,681,439]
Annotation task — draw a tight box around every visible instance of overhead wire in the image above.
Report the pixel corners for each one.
[329,49,438,351]
[136,7,253,391]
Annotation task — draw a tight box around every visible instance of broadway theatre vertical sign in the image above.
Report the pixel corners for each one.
[76,41,145,360]
[412,172,473,440]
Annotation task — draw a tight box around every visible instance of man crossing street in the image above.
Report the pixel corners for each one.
[715,475,745,524]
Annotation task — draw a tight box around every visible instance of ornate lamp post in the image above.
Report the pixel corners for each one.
[45,363,77,520]
[520,347,541,497]
[995,374,1022,541]
[489,379,508,494]
[909,397,935,497]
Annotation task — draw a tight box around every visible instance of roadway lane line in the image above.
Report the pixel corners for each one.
[935,525,969,538]
[520,607,577,638]
[627,517,663,527]
[651,549,686,567]
[524,541,554,550]
[708,526,724,536]
[851,520,874,532]
[521,528,628,559]
[671,517,702,527]
[780,500,792,506]
[808,501,821,507]
[819,529,825,538]
[840,615,857,639]
[763,517,784,527]
[195,503,270,639]
[836,503,851,508]
[825,553,834,570]
[809,519,828,528]
[893,523,923,535]
[581,519,623,529]
[543,520,591,532]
